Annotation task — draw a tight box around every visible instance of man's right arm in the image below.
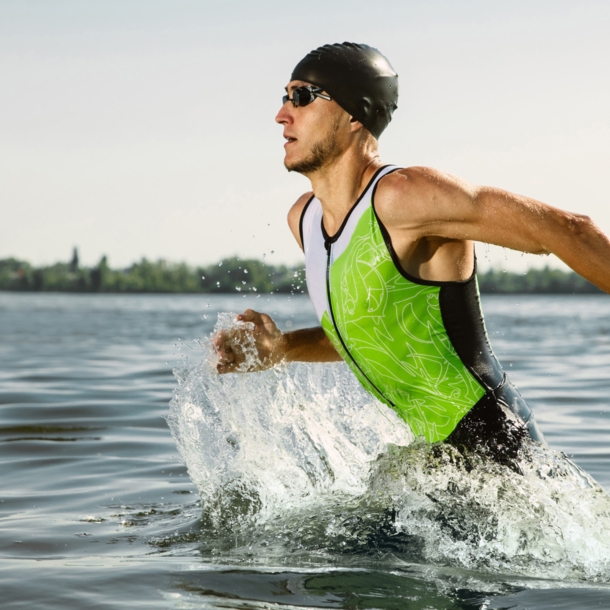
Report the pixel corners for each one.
[215,310,341,374]
[214,193,341,373]
[280,326,342,363]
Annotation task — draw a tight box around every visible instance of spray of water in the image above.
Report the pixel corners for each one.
[167,313,610,581]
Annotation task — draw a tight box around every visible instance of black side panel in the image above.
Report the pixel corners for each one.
[446,379,546,468]
[445,390,528,467]
[440,280,547,457]
[439,278,504,391]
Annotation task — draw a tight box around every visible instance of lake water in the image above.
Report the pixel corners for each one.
[1,292,610,609]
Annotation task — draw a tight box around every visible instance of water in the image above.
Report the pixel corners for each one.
[2,292,610,609]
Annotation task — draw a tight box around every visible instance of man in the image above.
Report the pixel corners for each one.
[215,42,610,463]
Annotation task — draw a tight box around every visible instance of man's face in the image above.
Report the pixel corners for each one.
[275,80,348,174]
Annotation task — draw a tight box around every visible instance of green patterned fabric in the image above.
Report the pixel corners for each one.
[322,206,485,442]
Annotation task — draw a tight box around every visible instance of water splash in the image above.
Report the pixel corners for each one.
[364,441,610,581]
[168,314,411,528]
[167,313,610,582]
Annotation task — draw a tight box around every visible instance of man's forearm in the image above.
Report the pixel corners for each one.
[474,188,610,294]
[280,326,343,362]
[544,214,610,295]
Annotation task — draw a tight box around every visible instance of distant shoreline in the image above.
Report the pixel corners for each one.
[0,253,604,295]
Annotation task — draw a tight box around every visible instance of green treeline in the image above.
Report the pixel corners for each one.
[476,267,603,294]
[0,249,604,294]
[0,250,305,294]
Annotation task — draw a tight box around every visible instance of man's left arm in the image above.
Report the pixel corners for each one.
[380,167,610,294]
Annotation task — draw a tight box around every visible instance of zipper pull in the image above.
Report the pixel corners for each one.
[324,239,331,254]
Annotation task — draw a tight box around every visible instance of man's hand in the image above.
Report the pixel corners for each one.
[213,309,286,374]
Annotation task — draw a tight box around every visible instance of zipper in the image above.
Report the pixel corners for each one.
[325,239,395,407]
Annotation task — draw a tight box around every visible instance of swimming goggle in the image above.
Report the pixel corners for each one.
[282,86,331,107]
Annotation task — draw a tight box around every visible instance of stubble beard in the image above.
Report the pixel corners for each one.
[284,120,341,175]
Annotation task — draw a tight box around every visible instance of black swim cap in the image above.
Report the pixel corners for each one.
[290,42,398,139]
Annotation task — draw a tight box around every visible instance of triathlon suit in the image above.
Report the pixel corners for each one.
[300,165,545,463]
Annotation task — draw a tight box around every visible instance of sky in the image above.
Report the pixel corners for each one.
[2,0,609,271]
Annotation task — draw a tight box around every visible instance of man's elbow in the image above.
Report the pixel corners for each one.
[562,212,596,240]
[538,211,597,255]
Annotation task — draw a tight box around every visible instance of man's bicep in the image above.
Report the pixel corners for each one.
[377,167,479,239]
[394,170,568,254]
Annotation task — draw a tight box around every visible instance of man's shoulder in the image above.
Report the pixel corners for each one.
[376,166,441,215]
[376,166,474,230]
[287,191,314,249]
[288,191,314,223]
[380,166,451,198]
[291,191,315,209]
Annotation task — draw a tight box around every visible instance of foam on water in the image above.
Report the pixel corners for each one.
[167,313,610,582]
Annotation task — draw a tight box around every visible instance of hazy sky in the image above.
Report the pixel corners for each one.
[2,0,609,271]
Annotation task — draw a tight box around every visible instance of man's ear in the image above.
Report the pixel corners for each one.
[349,116,365,133]
[349,97,371,132]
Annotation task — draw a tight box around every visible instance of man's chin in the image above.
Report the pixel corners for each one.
[284,158,305,174]
[284,154,324,175]
[284,150,302,172]
[284,160,302,174]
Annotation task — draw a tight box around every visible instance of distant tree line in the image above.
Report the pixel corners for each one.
[0,249,305,294]
[476,267,603,294]
[0,249,604,294]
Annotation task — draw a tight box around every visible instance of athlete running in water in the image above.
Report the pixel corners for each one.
[214,42,610,464]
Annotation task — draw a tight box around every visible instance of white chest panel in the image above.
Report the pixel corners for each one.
[301,166,398,324]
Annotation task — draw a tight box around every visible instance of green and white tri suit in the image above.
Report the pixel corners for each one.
[300,165,544,456]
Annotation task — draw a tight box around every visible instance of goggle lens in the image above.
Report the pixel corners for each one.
[282,86,330,107]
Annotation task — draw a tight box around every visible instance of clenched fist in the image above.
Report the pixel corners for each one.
[213,309,287,374]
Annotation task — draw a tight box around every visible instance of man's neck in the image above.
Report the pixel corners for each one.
[307,150,383,236]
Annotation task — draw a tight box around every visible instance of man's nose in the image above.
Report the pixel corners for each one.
[275,102,292,125]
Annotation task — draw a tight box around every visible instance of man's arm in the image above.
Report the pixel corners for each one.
[376,167,610,293]
[214,310,341,374]
[280,325,342,363]
[214,192,342,373]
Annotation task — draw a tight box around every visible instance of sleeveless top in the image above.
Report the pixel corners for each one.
[300,165,542,446]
